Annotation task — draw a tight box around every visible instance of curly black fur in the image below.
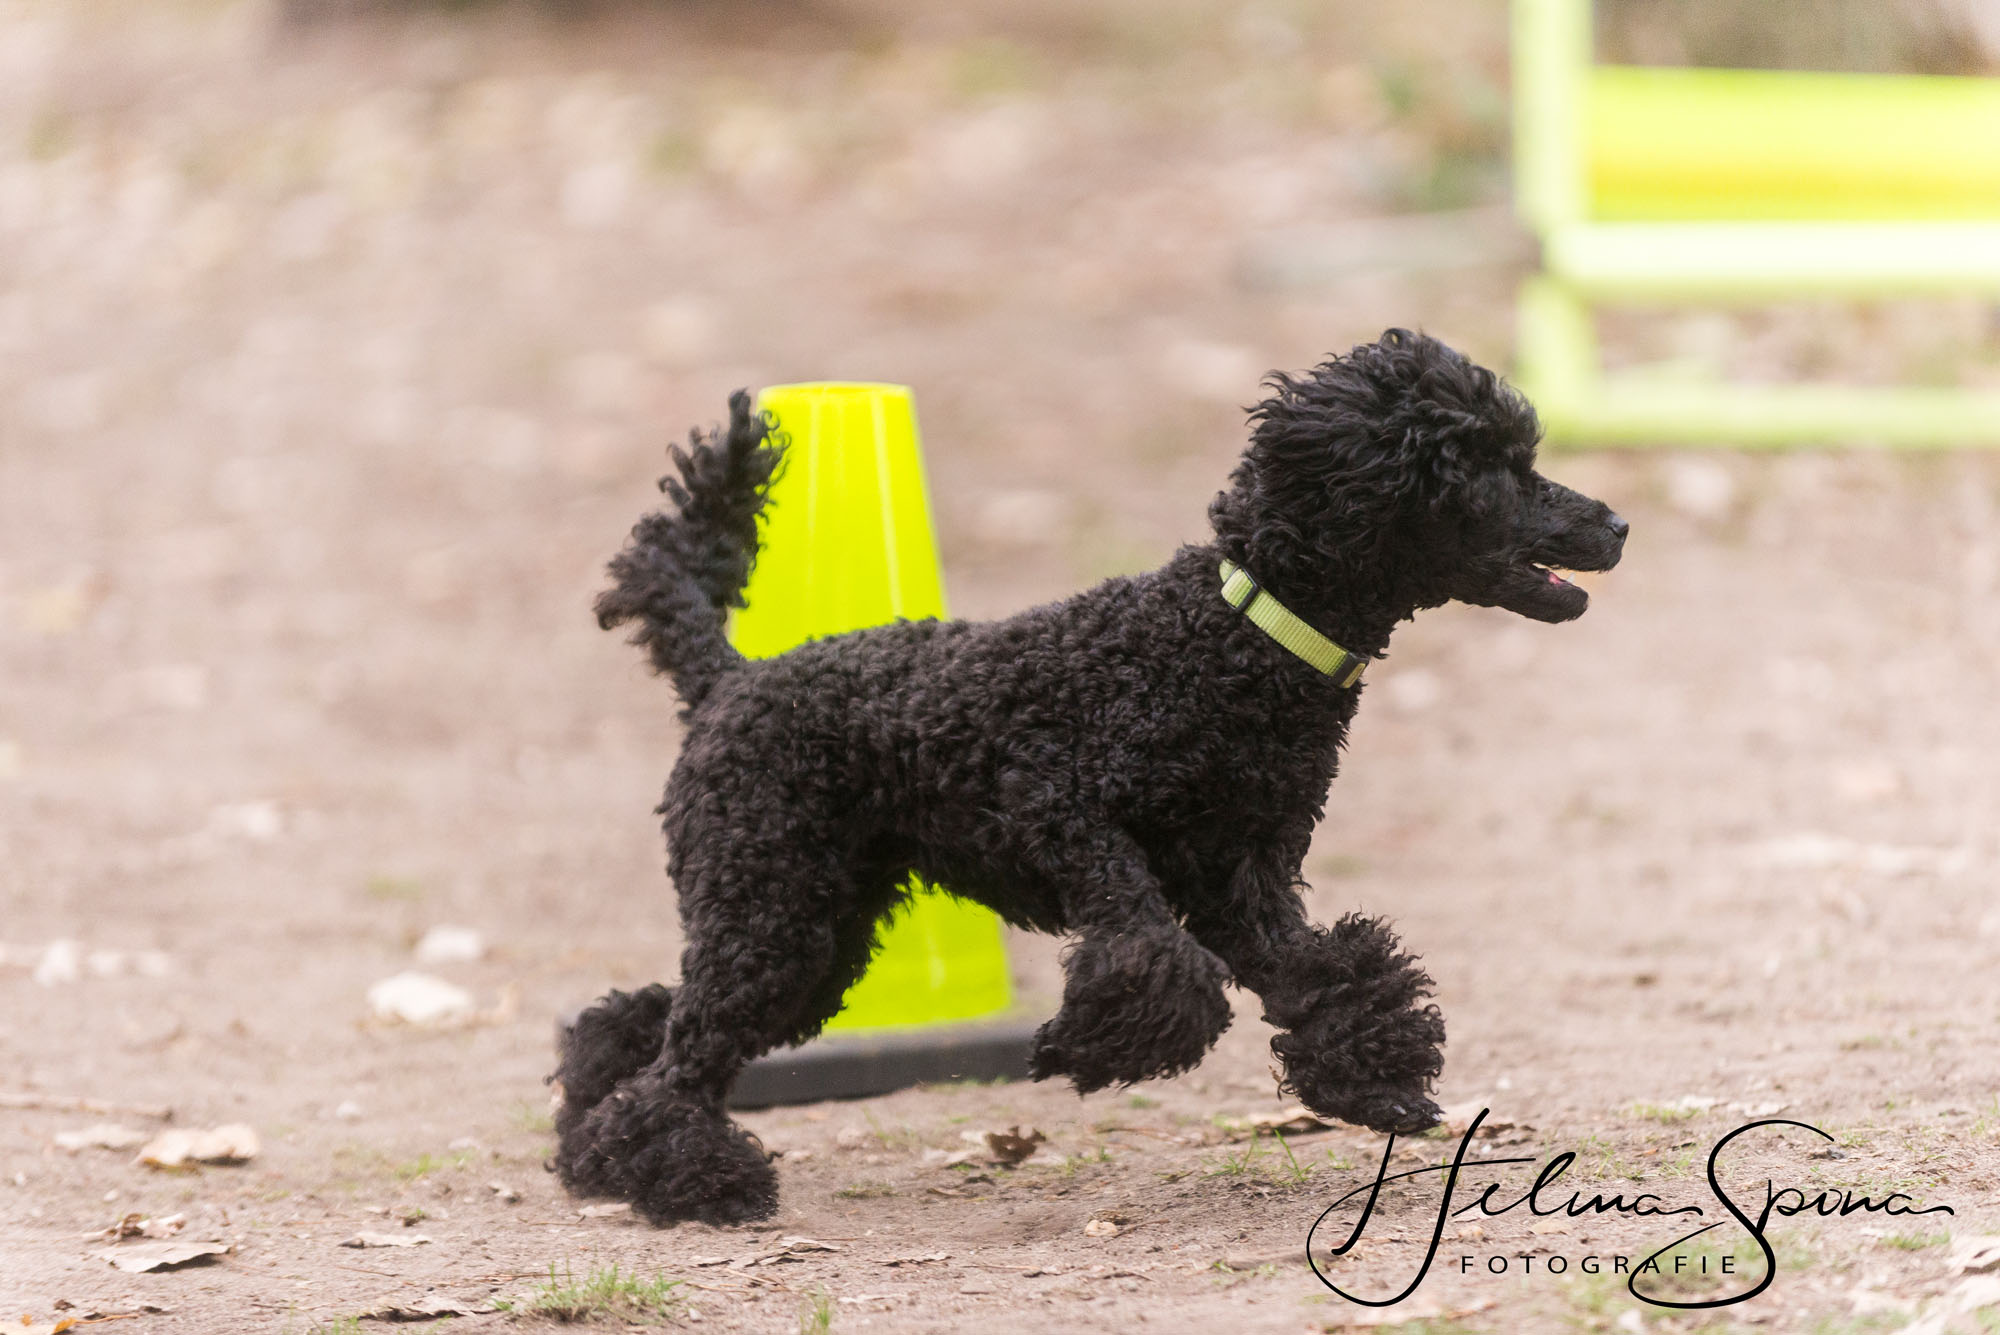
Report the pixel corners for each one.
[593,389,782,713]
[550,984,674,1145]
[554,329,1629,1226]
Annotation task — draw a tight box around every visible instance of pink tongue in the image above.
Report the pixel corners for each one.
[1546,568,1563,584]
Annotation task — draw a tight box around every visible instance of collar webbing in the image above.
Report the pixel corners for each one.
[1218,560,1367,687]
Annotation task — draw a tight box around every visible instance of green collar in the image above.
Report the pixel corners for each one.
[1218,560,1368,687]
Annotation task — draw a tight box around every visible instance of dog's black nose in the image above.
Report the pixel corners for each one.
[1606,511,1630,540]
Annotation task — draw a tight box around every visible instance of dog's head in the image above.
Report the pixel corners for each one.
[1210,329,1627,628]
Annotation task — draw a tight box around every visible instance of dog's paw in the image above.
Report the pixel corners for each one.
[1317,1084,1442,1137]
[555,1076,777,1227]
[1030,928,1231,1094]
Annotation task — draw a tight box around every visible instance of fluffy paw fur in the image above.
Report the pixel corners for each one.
[550,984,675,1141]
[1264,914,1446,1135]
[1030,927,1232,1093]
[554,1072,777,1227]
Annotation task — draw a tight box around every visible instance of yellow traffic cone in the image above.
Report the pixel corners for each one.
[731,382,1014,1035]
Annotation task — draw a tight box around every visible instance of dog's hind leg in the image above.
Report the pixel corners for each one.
[1189,850,1443,1135]
[1027,829,1233,1093]
[555,852,887,1227]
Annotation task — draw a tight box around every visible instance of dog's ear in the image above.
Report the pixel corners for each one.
[1361,329,1540,518]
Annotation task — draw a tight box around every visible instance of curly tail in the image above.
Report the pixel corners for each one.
[595,390,783,712]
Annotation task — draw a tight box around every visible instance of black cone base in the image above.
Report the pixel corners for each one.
[727,1019,1041,1109]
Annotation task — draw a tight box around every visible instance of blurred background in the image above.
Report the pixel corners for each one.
[6,0,2000,1027]
[6,0,2000,1049]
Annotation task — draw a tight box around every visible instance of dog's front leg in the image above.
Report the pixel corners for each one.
[1027,829,1232,1093]
[1190,851,1444,1135]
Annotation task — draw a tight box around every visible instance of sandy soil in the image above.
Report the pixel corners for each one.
[4,3,1999,1332]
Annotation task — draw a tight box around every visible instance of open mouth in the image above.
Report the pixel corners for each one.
[1531,563,1578,589]
[1490,556,1604,623]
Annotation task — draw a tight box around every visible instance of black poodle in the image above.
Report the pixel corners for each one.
[553,329,1628,1227]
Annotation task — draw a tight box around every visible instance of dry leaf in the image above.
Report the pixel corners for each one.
[984,1126,1046,1166]
[1243,1106,1332,1136]
[342,1232,433,1248]
[1083,1219,1119,1237]
[102,1240,232,1273]
[732,1236,846,1267]
[1530,1219,1573,1236]
[1434,1103,1532,1139]
[93,1211,186,1242]
[54,1124,147,1153]
[879,1252,949,1266]
[577,1202,631,1219]
[138,1124,259,1168]
[357,1295,497,1320]
[488,1182,520,1204]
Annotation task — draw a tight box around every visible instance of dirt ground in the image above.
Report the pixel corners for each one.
[4,2,2000,1332]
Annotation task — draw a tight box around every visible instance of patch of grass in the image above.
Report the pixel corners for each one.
[509,1099,555,1135]
[393,1151,472,1181]
[1557,1264,1631,1332]
[1208,1139,1265,1177]
[502,1262,681,1324]
[834,1181,895,1200]
[1272,1130,1311,1184]
[27,108,74,161]
[1127,1094,1160,1110]
[306,1319,363,1335]
[1625,1233,1816,1311]
[1840,1034,1897,1052]
[952,37,1044,99]
[1654,1145,1700,1178]
[364,873,424,902]
[1627,1100,1704,1124]
[1574,1133,1644,1183]
[862,1110,922,1153]
[1880,1227,1951,1250]
[646,128,699,177]
[797,1283,834,1333]
[1211,1258,1280,1287]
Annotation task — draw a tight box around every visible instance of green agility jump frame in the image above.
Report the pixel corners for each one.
[1513,0,2000,447]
